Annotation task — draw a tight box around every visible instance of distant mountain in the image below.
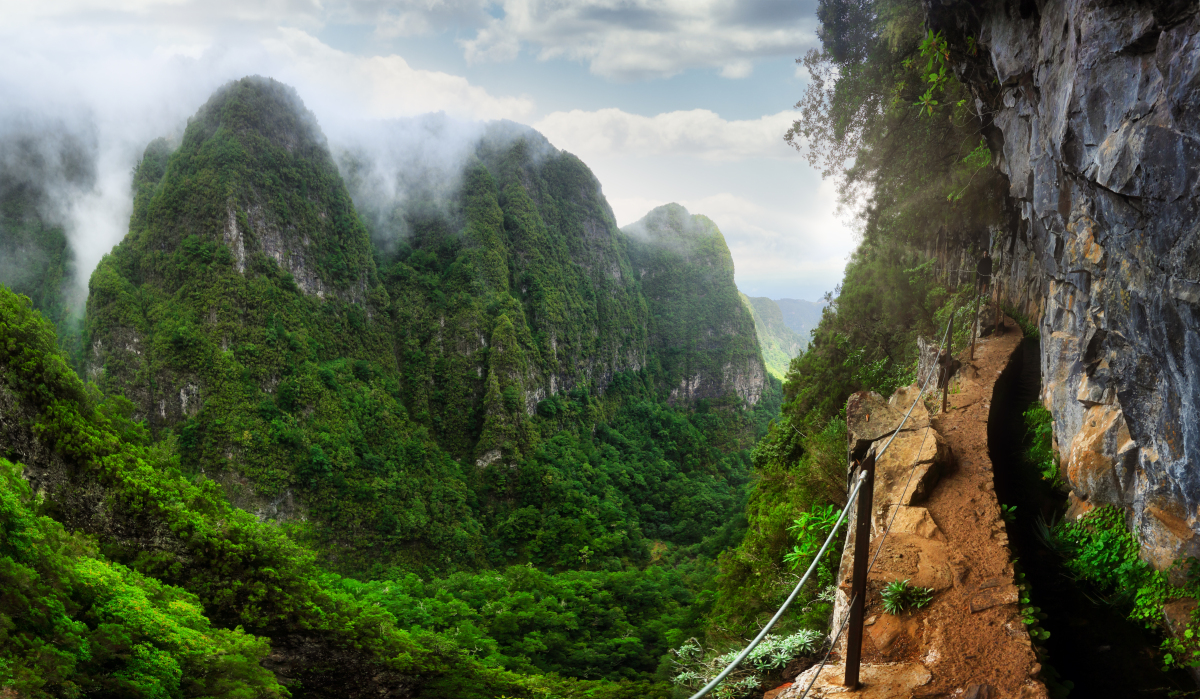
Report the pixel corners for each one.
[740,294,805,379]
[624,203,766,406]
[774,297,826,338]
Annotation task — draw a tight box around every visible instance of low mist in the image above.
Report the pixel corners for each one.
[0,29,549,314]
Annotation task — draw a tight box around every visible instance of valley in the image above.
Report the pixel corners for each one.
[4,1,1200,698]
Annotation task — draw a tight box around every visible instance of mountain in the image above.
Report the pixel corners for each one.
[739,294,805,379]
[773,297,825,339]
[623,203,767,406]
[0,76,790,694]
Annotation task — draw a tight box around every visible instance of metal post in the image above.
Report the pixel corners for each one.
[844,451,876,688]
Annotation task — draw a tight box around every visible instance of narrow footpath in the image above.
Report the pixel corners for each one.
[784,317,1048,699]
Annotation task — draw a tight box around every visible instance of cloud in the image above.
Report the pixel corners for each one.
[261,28,534,121]
[533,108,796,160]
[338,0,493,38]
[0,20,533,309]
[12,0,819,82]
[461,0,820,80]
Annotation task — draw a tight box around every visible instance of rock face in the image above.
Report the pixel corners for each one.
[928,0,1200,568]
[846,389,933,460]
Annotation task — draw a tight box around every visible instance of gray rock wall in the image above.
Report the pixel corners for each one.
[928,0,1200,570]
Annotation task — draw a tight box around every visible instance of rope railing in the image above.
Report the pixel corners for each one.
[687,309,958,699]
[685,469,867,699]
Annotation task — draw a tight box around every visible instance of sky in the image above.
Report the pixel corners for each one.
[0,0,858,302]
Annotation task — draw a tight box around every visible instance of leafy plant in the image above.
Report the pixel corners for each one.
[1023,404,1061,483]
[915,30,950,115]
[783,503,843,571]
[880,579,933,615]
[1053,505,1200,670]
[1002,504,1018,522]
[670,630,823,699]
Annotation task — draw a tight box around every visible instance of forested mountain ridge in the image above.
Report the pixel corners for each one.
[773,298,823,339]
[740,294,806,380]
[74,76,776,572]
[0,117,91,360]
[624,203,768,406]
[0,76,791,695]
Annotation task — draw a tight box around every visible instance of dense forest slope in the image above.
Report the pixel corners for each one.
[0,117,90,351]
[773,298,823,339]
[0,76,794,695]
[927,0,1200,569]
[624,203,767,405]
[740,294,806,379]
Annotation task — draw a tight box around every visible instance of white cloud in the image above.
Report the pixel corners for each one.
[262,28,534,121]
[7,0,819,82]
[533,108,796,160]
[0,21,533,307]
[461,0,819,80]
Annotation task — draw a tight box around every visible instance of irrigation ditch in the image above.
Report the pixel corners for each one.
[988,335,1195,697]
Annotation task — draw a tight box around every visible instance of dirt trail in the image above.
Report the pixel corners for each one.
[785,317,1048,699]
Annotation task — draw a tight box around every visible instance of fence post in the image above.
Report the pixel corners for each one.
[843,451,876,688]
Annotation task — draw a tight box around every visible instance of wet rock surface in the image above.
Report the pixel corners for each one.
[927,0,1200,567]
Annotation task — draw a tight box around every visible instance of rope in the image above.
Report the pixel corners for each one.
[685,470,867,699]
[794,309,957,698]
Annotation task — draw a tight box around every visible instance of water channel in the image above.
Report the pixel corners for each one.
[987,335,1195,697]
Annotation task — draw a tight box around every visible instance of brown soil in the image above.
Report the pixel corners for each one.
[852,317,1047,697]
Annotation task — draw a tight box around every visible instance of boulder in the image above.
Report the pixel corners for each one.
[867,614,906,654]
[847,391,906,460]
[865,534,955,592]
[875,505,945,541]
[846,387,932,461]
[873,429,949,508]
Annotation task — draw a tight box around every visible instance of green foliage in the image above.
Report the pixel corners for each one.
[624,205,762,397]
[325,563,709,682]
[782,503,842,573]
[1023,404,1060,482]
[1052,506,1200,670]
[0,457,286,699]
[880,579,933,615]
[914,30,950,115]
[0,176,81,365]
[0,282,614,697]
[1054,506,1175,624]
[742,294,807,381]
[1001,504,1018,522]
[669,629,822,699]
[1003,302,1041,340]
[707,415,846,643]
[6,77,791,695]
[1014,571,1051,644]
[708,0,1007,648]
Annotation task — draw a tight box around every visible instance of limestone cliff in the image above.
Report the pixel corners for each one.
[625,204,767,406]
[927,0,1200,568]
